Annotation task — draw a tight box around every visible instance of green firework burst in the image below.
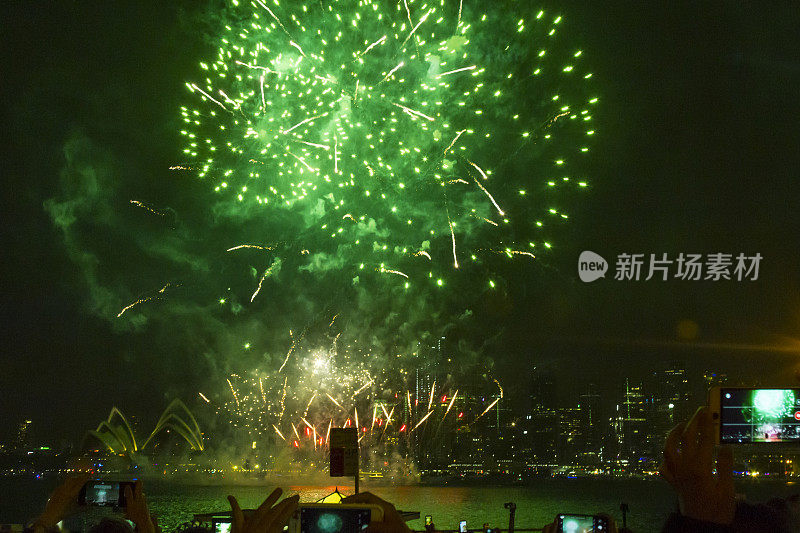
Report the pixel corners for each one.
[179,0,598,292]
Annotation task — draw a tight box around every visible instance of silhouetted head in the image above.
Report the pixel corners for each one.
[88,518,134,533]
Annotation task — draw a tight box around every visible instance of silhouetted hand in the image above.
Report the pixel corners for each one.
[125,480,155,533]
[227,488,298,533]
[342,492,411,533]
[661,406,735,525]
[32,473,91,530]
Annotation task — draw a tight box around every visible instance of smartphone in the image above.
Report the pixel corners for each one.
[211,518,233,533]
[288,504,383,533]
[78,481,136,507]
[556,513,609,532]
[709,387,800,444]
[459,520,467,533]
[424,515,432,526]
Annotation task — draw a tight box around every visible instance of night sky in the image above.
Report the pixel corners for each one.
[1,0,799,444]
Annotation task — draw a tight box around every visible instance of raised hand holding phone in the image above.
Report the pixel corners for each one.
[124,480,156,533]
[661,406,735,525]
[228,488,299,533]
[30,474,91,531]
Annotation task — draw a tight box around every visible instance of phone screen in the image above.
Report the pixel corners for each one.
[79,481,134,507]
[459,520,467,533]
[720,388,800,443]
[299,507,370,533]
[211,519,233,533]
[425,516,432,526]
[557,514,608,532]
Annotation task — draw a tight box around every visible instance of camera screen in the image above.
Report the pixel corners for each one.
[84,482,120,506]
[720,388,800,443]
[300,508,370,533]
[212,519,232,533]
[558,514,607,533]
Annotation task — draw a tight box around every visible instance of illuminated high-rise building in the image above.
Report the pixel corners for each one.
[15,419,32,451]
[615,380,648,462]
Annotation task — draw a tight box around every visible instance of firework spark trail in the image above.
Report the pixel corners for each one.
[283,113,328,134]
[278,376,288,419]
[436,65,476,78]
[254,0,290,35]
[218,89,240,109]
[401,9,432,48]
[473,178,505,216]
[377,407,395,442]
[328,313,339,328]
[285,149,318,173]
[494,379,504,398]
[380,61,405,83]
[407,391,413,413]
[352,381,372,397]
[326,393,343,409]
[333,134,339,173]
[130,200,165,216]
[443,129,466,156]
[458,0,463,26]
[259,378,266,404]
[414,250,432,260]
[468,160,489,180]
[325,419,332,445]
[443,390,458,419]
[117,295,158,318]
[403,0,412,25]
[303,392,317,417]
[314,74,335,84]
[474,398,500,423]
[295,140,330,150]
[392,102,435,122]
[354,407,359,431]
[273,424,286,441]
[360,35,387,56]
[235,60,276,74]
[380,267,409,279]
[411,410,434,432]
[227,378,241,410]
[117,284,171,317]
[198,392,210,404]
[292,424,301,441]
[370,405,378,432]
[190,83,228,111]
[260,74,266,108]
[250,265,273,302]
[427,381,436,411]
[472,213,499,226]
[447,207,459,268]
[278,341,296,373]
[289,40,306,57]
[227,244,273,252]
[506,250,536,259]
